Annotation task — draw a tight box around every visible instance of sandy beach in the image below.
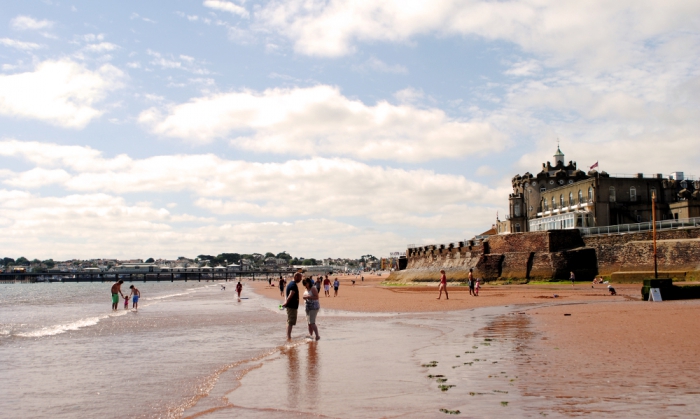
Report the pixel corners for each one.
[239,274,700,417]
[250,273,641,312]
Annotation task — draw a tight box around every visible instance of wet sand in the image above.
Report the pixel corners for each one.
[228,276,700,417]
[518,300,700,417]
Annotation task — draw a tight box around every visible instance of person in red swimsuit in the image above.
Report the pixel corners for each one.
[436,269,449,300]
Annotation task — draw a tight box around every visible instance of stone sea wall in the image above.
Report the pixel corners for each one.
[583,228,700,277]
[389,228,700,283]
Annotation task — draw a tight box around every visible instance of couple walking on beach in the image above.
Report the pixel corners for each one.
[281,268,321,340]
[436,268,480,299]
[110,280,140,310]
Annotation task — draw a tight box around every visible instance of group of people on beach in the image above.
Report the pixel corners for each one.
[437,268,480,300]
[110,280,140,310]
[281,268,322,341]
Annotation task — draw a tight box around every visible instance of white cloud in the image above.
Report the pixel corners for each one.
[353,57,407,74]
[0,60,125,128]
[139,85,507,162]
[203,0,249,18]
[83,42,119,53]
[0,38,42,50]
[0,188,406,258]
[130,13,157,24]
[10,15,53,31]
[255,0,700,67]
[146,49,209,74]
[0,139,506,222]
[504,60,541,77]
[393,87,424,104]
[0,139,508,258]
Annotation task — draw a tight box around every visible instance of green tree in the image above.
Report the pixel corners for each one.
[145,257,155,263]
[2,257,15,266]
[264,252,276,259]
[276,251,292,261]
[16,256,29,265]
[42,259,55,268]
[302,258,317,266]
[215,253,241,265]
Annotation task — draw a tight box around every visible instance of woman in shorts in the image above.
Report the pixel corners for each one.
[302,279,321,340]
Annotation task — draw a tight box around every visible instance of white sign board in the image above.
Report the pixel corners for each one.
[648,288,663,302]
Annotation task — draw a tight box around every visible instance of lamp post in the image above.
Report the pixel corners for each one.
[652,191,658,279]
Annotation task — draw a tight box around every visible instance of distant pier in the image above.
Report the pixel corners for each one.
[0,270,297,284]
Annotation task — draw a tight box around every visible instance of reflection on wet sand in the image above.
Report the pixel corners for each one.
[306,342,319,409]
[282,345,299,409]
[281,341,320,410]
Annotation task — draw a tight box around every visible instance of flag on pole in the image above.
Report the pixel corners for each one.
[590,161,599,170]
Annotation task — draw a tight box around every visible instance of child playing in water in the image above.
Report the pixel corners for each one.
[129,285,140,310]
[124,294,130,309]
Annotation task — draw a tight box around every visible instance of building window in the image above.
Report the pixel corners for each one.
[578,190,583,204]
[515,223,521,233]
[630,186,636,202]
[560,194,564,208]
[588,186,593,201]
[636,215,642,222]
[514,203,521,217]
[569,192,574,206]
[540,187,546,192]
[609,186,616,202]
[552,197,556,209]
[543,199,548,211]
[650,187,657,201]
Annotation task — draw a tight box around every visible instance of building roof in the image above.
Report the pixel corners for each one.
[479,226,497,236]
[554,145,564,156]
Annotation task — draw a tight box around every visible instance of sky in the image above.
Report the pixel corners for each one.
[0,0,699,260]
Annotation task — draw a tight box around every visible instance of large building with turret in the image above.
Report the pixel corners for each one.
[497,146,700,234]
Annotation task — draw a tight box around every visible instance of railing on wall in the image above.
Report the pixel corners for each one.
[579,217,700,237]
[606,173,697,180]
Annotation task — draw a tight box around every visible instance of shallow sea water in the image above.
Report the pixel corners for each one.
[0,281,284,419]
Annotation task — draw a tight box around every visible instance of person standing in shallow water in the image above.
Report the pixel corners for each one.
[282,269,302,339]
[129,285,140,310]
[302,278,321,340]
[436,269,449,300]
[111,280,125,310]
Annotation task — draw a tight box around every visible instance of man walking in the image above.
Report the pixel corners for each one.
[111,279,125,311]
[281,268,302,340]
